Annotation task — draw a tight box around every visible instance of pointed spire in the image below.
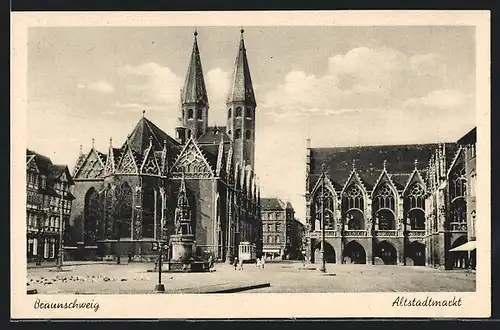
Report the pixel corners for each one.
[91,138,95,149]
[79,144,83,155]
[181,30,209,106]
[142,110,146,118]
[383,159,387,171]
[414,159,418,170]
[352,159,356,171]
[109,137,113,148]
[148,135,153,147]
[226,28,256,106]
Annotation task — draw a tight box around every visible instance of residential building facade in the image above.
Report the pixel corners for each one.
[26,149,74,263]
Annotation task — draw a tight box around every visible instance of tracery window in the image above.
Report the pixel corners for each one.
[450,165,466,201]
[83,187,102,244]
[373,183,396,230]
[342,185,364,211]
[314,186,335,230]
[404,183,426,230]
[113,182,133,239]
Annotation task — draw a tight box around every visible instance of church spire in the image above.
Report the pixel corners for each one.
[181,30,209,106]
[226,28,256,106]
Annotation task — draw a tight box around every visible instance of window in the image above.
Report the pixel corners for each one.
[267,224,272,232]
[245,130,251,139]
[470,170,476,197]
[228,108,232,119]
[236,107,242,117]
[245,108,252,119]
[276,235,280,243]
[228,130,231,135]
[188,109,193,119]
[275,212,280,220]
[182,109,185,118]
[196,108,202,120]
[275,223,280,232]
[267,236,273,243]
[268,213,273,220]
[235,129,241,139]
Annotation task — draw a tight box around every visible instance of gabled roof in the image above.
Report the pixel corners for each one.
[181,32,209,106]
[260,197,284,210]
[197,126,231,144]
[309,143,459,192]
[123,116,179,155]
[26,149,74,185]
[226,30,256,106]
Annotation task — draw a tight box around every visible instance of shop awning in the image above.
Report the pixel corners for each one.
[449,241,476,252]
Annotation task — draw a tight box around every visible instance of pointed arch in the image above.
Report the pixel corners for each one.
[170,138,214,178]
[74,149,106,179]
[311,176,336,230]
[112,182,133,239]
[116,146,139,174]
[83,187,103,244]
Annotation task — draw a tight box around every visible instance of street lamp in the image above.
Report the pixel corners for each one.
[36,207,50,266]
[319,167,326,273]
[136,204,166,292]
[56,193,64,272]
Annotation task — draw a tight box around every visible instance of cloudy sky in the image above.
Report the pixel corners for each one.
[27,26,476,220]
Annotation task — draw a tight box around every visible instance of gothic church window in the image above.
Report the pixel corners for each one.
[314,186,335,230]
[83,187,102,244]
[373,183,396,230]
[245,130,251,139]
[404,183,425,230]
[113,182,133,239]
[236,107,242,118]
[235,129,241,139]
[188,109,193,119]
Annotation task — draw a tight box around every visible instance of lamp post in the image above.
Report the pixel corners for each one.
[36,207,49,266]
[56,193,64,272]
[319,167,326,273]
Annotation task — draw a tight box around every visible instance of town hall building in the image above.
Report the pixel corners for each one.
[67,29,262,263]
[305,127,477,270]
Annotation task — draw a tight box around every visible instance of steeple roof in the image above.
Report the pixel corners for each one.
[181,31,209,106]
[226,29,256,106]
[123,115,179,155]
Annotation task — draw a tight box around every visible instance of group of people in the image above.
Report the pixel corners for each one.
[255,257,265,269]
[233,256,244,270]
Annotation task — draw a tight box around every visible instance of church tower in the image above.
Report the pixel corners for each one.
[178,30,209,142]
[226,29,257,168]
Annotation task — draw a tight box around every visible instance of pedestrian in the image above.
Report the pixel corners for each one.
[255,257,260,269]
[128,251,133,263]
[208,255,214,272]
[233,256,238,270]
[261,256,265,269]
[239,258,244,270]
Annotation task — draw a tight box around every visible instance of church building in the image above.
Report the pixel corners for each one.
[67,29,262,263]
[305,126,477,270]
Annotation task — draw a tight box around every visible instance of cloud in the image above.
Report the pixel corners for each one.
[87,80,115,94]
[404,89,472,110]
[117,62,182,106]
[260,47,455,119]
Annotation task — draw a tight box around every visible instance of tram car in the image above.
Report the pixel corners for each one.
[238,242,256,262]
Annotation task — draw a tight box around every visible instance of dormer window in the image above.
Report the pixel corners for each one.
[188,109,193,119]
[236,107,242,118]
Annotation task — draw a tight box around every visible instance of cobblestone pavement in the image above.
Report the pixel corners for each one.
[26,261,476,294]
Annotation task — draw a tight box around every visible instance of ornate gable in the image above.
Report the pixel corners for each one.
[74,149,105,180]
[403,164,426,196]
[311,174,337,198]
[116,146,139,175]
[341,167,368,197]
[446,146,465,178]
[27,156,40,173]
[141,145,161,176]
[371,170,399,198]
[170,138,214,179]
